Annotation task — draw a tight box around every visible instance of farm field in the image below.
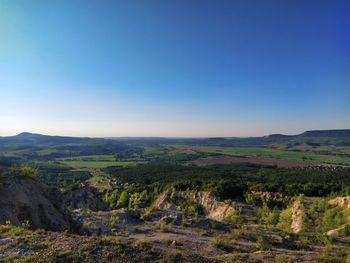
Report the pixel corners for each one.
[57,155,139,169]
[166,145,350,166]
[193,155,311,168]
[269,143,350,155]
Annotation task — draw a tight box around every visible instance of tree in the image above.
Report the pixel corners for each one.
[128,193,141,210]
[10,164,37,178]
[117,191,129,208]
[277,207,292,232]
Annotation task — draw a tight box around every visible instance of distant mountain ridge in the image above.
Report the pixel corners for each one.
[297,129,350,137]
[0,129,349,147]
[0,132,108,145]
[1,129,349,140]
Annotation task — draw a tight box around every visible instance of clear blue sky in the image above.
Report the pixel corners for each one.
[1,0,349,137]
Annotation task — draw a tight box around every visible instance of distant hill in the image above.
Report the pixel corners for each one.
[0,132,109,145]
[297,129,350,138]
[0,129,349,147]
[265,134,292,139]
[0,132,133,160]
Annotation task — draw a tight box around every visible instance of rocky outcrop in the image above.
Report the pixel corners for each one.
[327,196,350,236]
[328,196,350,209]
[155,191,235,221]
[291,198,303,234]
[178,191,235,221]
[326,225,348,237]
[63,185,109,211]
[155,192,180,211]
[0,176,70,231]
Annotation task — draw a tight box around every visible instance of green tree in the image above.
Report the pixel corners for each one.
[322,207,345,230]
[129,193,141,210]
[277,207,292,232]
[117,191,129,208]
[11,164,37,178]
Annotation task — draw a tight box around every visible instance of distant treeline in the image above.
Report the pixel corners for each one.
[104,162,350,198]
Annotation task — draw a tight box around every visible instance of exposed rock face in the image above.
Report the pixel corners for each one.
[291,199,303,234]
[179,191,235,221]
[155,192,180,211]
[63,185,109,211]
[328,196,350,209]
[0,177,70,231]
[327,196,350,236]
[155,191,235,221]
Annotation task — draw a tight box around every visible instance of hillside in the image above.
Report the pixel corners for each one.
[298,130,350,138]
[0,130,350,262]
[0,176,70,231]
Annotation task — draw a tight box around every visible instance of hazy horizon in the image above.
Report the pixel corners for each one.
[1,0,349,137]
[1,128,350,139]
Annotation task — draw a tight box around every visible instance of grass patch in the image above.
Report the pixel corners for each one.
[57,155,138,169]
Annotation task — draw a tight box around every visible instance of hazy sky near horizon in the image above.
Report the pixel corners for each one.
[1,0,349,137]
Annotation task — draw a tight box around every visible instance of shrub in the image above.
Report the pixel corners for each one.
[257,202,280,226]
[275,254,293,263]
[11,164,38,178]
[157,220,173,232]
[322,207,346,230]
[277,207,292,232]
[21,220,31,229]
[140,210,152,221]
[230,226,256,241]
[225,203,244,224]
[212,235,232,252]
[117,191,130,208]
[135,240,152,251]
[256,235,272,251]
[293,236,311,250]
[340,224,350,236]
[83,209,92,216]
[110,215,119,228]
[208,220,222,230]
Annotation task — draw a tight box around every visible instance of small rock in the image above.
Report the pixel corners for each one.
[326,229,339,237]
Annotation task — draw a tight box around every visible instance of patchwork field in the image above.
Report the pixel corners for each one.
[193,155,311,168]
[166,145,350,166]
[57,155,138,169]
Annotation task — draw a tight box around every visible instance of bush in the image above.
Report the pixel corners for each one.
[256,235,272,251]
[277,207,292,232]
[140,210,152,221]
[322,207,346,230]
[257,202,280,226]
[212,235,232,252]
[339,224,350,236]
[230,227,248,239]
[11,164,38,178]
[275,254,292,263]
[225,202,244,224]
[293,236,311,250]
[135,240,152,251]
[110,215,119,228]
[117,191,130,208]
[208,220,223,230]
[157,219,173,232]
